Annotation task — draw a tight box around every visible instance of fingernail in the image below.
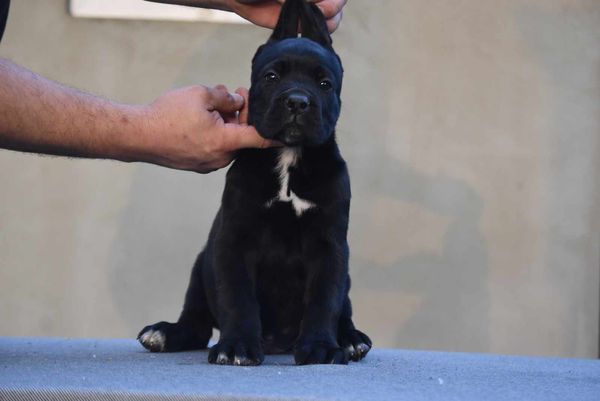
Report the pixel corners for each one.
[232,93,244,103]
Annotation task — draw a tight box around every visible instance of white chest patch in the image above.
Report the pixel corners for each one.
[265,148,316,217]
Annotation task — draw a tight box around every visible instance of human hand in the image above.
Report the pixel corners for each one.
[145,1,346,32]
[231,0,347,32]
[137,85,277,173]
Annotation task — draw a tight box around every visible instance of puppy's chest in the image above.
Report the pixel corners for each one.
[265,148,316,217]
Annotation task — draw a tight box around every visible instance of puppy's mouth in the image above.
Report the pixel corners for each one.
[277,123,304,146]
[258,113,311,146]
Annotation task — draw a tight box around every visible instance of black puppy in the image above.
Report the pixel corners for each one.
[138,0,371,366]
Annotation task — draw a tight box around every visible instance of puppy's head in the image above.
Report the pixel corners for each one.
[248,0,343,147]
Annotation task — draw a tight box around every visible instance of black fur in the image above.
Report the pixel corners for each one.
[138,0,371,366]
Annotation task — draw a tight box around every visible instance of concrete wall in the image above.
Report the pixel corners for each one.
[1,0,598,358]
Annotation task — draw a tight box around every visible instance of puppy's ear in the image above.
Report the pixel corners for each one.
[269,0,302,41]
[298,1,333,48]
[269,0,333,49]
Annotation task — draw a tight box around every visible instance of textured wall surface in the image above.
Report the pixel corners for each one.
[0,0,599,358]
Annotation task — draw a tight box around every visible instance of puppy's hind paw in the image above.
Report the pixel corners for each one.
[208,338,264,366]
[338,328,372,362]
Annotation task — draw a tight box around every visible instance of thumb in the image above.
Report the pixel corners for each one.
[206,87,245,114]
[221,123,281,151]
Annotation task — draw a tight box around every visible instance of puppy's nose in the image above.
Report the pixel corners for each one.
[285,93,310,114]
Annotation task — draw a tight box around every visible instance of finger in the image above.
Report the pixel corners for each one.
[325,10,342,33]
[309,0,347,20]
[235,87,250,124]
[207,86,244,113]
[222,124,282,151]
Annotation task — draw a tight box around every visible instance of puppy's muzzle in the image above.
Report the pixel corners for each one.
[272,89,314,146]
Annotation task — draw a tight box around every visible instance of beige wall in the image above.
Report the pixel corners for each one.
[0,0,598,358]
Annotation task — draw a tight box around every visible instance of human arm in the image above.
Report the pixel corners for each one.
[0,58,272,173]
[145,0,347,32]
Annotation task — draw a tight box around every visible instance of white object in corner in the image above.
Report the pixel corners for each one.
[70,0,249,24]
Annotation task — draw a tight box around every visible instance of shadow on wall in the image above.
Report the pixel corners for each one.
[512,2,600,356]
[107,164,226,334]
[350,158,488,352]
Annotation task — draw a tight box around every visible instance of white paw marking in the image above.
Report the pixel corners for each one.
[140,329,166,352]
[265,148,316,217]
[356,343,370,355]
[139,331,152,344]
[217,352,229,364]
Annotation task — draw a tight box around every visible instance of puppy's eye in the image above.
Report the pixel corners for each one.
[264,72,279,82]
[319,79,333,90]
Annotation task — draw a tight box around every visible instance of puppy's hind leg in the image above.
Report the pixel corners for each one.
[138,252,214,352]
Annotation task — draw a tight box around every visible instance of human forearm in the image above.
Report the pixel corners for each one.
[0,58,275,173]
[0,58,147,162]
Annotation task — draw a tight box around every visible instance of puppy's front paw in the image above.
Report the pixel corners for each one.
[294,340,349,365]
[208,338,264,366]
[338,328,372,362]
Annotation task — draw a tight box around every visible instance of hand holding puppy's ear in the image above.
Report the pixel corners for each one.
[146,1,346,32]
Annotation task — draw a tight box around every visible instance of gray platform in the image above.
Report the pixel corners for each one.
[0,337,599,401]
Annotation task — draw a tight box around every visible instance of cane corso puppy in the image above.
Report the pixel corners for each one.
[138,0,371,366]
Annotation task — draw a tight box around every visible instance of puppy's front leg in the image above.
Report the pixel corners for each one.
[208,233,263,366]
[294,240,349,365]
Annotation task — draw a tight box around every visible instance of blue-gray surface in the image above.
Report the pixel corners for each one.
[0,337,599,401]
